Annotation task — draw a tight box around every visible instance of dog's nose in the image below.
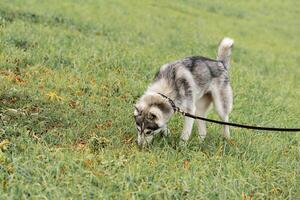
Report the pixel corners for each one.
[136,139,143,146]
[136,140,144,150]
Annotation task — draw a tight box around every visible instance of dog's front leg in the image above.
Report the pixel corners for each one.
[180,106,196,141]
[160,126,170,137]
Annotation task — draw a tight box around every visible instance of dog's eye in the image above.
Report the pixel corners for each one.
[145,130,152,135]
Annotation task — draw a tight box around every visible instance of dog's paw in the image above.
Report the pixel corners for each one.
[161,128,170,137]
[178,139,188,148]
[198,134,206,142]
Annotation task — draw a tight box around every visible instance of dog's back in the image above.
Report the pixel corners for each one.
[148,38,234,105]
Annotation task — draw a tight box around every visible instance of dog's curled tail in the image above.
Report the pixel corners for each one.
[217,37,234,69]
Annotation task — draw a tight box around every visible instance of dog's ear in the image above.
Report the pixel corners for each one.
[148,112,157,120]
[134,106,140,116]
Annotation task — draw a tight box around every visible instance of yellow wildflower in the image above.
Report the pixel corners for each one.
[0,139,10,150]
[46,91,64,101]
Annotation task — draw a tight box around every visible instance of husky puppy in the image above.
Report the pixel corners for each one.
[134,38,234,146]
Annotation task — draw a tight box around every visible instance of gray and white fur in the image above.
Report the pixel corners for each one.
[134,37,234,146]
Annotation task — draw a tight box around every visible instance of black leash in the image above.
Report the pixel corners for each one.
[158,93,300,132]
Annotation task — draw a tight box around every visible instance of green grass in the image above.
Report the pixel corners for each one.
[0,0,299,199]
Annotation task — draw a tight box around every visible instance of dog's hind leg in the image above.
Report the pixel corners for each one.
[212,85,233,139]
[195,94,212,141]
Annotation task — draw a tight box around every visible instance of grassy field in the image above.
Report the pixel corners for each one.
[0,0,299,199]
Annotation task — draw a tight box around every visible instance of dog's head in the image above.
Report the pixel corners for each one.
[134,93,173,147]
